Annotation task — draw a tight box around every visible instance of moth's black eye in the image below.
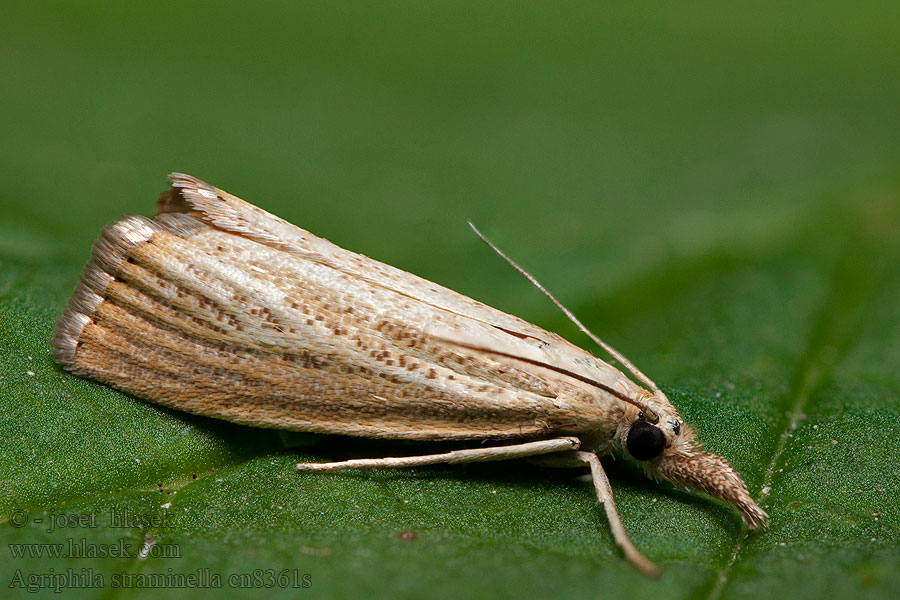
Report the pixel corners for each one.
[626,421,666,461]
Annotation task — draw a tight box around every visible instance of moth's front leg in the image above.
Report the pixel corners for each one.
[531,449,659,577]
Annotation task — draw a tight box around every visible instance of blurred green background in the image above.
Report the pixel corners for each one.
[2,2,898,599]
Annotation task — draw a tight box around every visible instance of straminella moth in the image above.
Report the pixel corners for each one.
[53,173,768,576]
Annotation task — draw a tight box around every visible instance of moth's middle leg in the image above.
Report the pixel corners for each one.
[295,437,580,472]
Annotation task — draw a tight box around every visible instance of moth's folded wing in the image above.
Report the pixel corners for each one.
[157,174,635,391]
[159,173,558,344]
[52,211,564,440]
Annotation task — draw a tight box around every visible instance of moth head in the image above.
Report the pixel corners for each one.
[616,399,685,462]
[616,400,769,530]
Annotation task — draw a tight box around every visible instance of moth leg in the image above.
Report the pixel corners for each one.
[296,437,580,472]
[571,450,659,578]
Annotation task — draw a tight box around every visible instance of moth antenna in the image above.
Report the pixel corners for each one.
[467,221,668,408]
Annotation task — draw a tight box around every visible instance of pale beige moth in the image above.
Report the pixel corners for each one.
[52,173,768,576]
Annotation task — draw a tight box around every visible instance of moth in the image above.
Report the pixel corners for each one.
[53,173,768,576]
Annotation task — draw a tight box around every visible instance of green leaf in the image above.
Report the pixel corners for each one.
[2,3,898,599]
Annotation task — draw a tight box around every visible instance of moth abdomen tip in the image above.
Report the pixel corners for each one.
[53,276,108,368]
[51,309,91,368]
[68,282,104,317]
[53,214,158,369]
[79,263,114,295]
[90,214,158,274]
